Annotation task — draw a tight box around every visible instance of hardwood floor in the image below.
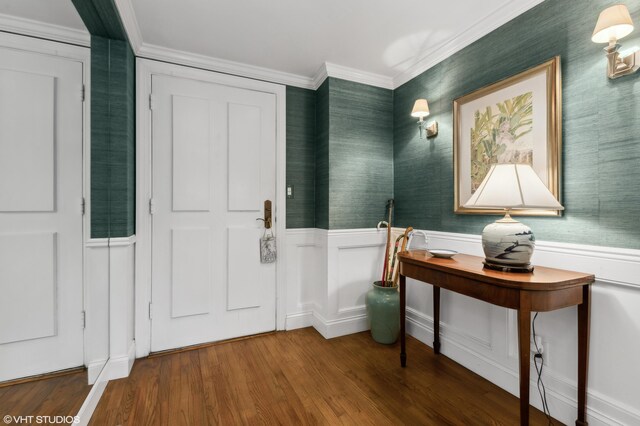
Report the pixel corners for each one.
[0,370,90,423]
[91,328,557,425]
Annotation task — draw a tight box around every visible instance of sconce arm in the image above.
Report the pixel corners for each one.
[604,43,640,79]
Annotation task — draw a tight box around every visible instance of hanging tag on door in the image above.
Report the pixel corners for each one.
[260,228,277,264]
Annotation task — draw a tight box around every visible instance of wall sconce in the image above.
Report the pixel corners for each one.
[592,4,640,79]
[411,99,438,139]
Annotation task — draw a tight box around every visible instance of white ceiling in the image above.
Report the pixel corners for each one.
[131,0,541,84]
[0,0,544,88]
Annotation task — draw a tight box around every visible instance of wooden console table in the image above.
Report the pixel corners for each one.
[398,251,595,426]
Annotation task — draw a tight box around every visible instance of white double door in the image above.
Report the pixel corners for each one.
[150,74,277,352]
[0,44,84,381]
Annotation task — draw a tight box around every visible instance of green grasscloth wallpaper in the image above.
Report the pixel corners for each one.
[289,78,394,230]
[74,0,136,238]
[286,86,316,228]
[327,78,393,229]
[287,77,393,229]
[393,0,640,250]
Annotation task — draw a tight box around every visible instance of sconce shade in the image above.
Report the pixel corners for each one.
[592,4,634,43]
[464,164,564,210]
[411,99,430,118]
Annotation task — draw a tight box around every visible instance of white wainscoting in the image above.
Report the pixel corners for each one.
[85,237,136,382]
[284,227,640,426]
[285,228,387,338]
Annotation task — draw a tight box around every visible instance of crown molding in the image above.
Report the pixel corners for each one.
[0,13,90,47]
[312,63,329,89]
[137,42,315,89]
[392,0,546,88]
[324,62,394,90]
[114,0,143,52]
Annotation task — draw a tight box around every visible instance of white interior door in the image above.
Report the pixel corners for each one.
[0,46,84,381]
[150,74,277,352]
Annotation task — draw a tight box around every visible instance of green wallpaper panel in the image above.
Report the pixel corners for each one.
[328,78,393,229]
[88,36,135,238]
[315,80,330,229]
[90,36,110,238]
[107,40,135,237]
[71,0,128,40]
[286,87,316,228]
[394,0,640,250]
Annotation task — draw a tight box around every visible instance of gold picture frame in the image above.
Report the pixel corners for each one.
[453,56,562,216]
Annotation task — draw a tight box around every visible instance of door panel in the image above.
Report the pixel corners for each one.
[0,69,55,212]
[171,228,211,318]
[0,47,84,381]
[172,95,211,212]
[228,103,261,211]
[151,75,276,352]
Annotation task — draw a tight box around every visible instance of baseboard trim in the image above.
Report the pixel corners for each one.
[312,311,369,339]
[406,307,638,426]
[87,360,108,385]
[107,341,136,380]
[285,311,314,330]
[75,362,109,426]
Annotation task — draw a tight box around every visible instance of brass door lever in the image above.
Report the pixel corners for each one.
[256,200,272,229]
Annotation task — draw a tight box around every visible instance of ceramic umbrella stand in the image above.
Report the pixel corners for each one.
[366,281,400,344]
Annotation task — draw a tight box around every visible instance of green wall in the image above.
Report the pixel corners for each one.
[394,0,640,250]
[286,86,316,228]
[315,80,330,229]
[313,77,394,229]
[73,0,136,238]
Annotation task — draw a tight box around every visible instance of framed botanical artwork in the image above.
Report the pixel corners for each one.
[454,56,562,216]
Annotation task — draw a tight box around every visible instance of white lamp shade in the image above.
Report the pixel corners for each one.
[592,4,634,43]
[464,164,564,210]
[411,99,430,118]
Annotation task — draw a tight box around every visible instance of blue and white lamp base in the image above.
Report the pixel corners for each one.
[481,214,535,267]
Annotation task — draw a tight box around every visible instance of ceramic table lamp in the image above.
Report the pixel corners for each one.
[463,164,564,269]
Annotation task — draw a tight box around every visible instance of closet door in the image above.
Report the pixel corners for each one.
[150,74,277,352]
[0,46,84,381]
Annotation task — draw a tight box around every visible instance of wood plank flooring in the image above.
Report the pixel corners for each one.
[91,328,557,425]
[0,370,90,423]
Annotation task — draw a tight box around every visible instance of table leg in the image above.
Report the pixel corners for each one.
[576,284,591,426]
[400,274,406,367]
[433,286,441,354]
[518,309,531,426]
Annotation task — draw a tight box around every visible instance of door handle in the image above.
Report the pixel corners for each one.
[256,200,272,229]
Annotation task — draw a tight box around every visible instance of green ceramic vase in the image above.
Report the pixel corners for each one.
[366,281,400,344]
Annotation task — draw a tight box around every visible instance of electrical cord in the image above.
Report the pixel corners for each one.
[532,312,553,426]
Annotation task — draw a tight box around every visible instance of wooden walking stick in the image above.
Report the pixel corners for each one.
[380,199,394,286]
[392,226,413,287]
[387,233,406,282]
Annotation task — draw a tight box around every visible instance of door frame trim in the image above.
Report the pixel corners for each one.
[135,58,287,357]
[0,32,90,371]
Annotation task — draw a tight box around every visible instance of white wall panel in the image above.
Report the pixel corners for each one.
[171,229,211,318]
[0,232,56,344]
[227,103,260,211]
[172,95,210,211]
[337,245,383,313]
[440,292,492,349]
[284,227,640,425]
[0,70,54,211]
[227,227,261,310]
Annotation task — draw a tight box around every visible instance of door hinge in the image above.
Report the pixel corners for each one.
[148,93,155,110]
[81,197,86,215]
[149,198,156,215]
[81,85,86,102]
[81,311,86,329]
[148,303,153,319]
